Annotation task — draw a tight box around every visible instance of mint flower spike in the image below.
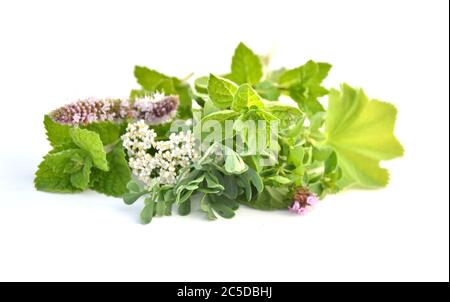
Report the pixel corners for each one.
[132,94,179,125]
[49,94,179,126]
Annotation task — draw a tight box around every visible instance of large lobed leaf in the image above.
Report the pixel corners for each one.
[324,84,404,188]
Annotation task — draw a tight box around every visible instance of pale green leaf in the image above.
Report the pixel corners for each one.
[229,42,263,85]
[255,81,281,101]
[201,110,240,124]
[232,84,264,112]
[324,84,404,188]
[224,147,248,174]
[207,74,238,109]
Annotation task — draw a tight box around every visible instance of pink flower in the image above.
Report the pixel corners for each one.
[289,189,319,215]
[306,194,318,206]
[289,201,312,215]
[289,201,301,213]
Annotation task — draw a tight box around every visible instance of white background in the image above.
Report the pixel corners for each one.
[0,0,448,281]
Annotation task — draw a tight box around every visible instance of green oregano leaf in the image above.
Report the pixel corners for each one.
[207,74,238,109]
[232,84,264,112]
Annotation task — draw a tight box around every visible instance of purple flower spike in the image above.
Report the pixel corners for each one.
[50,94,179,126]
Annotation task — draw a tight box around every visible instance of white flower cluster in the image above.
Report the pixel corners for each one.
[122,120,198,186]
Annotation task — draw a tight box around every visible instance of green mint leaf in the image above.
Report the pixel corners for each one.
[289,84,325,115]
[70,127,108,171]
[324,84,404,188]
[172,78,193,119]
[279,60,331,87]
[134,66,169,91]
[62,151,85,174]
[129,89,147,99]
[232,84,264,112]
[207,74,238,109]
[279,60,331,115]
[84,121,125,145]
[89,143,132,197]
[70,157,93,190]
[34,149,90,193]
[255,81,281,101]
[44,115,73,147]
[230,42,263,85]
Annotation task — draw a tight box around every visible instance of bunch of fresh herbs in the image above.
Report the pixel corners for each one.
[34,42,403,224]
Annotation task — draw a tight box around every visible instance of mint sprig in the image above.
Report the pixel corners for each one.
[35,116,131,196]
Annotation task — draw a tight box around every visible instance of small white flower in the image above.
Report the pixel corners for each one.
[122,121,198,187]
